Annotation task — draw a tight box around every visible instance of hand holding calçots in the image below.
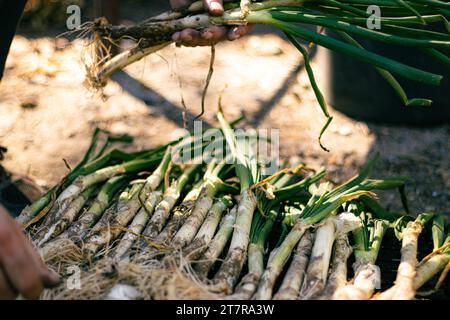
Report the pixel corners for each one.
[169,0,252,47]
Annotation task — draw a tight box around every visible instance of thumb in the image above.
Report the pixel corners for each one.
[203,0,224,16]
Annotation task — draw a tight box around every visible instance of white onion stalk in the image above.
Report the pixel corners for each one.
[334,218,388,300]
[230,243,264,300]
[377,232,449,300]
[172,176,224,248]
[213,189,257,294]
[60,175,128,242]
[229,212,276,300]
[113,191,162,260]
[378,214,432,300]
[194,206,238,278]
[211,109,259,294]
[375,253,450,300]
[320,233,353,299]
[83,182,145,257]
[39,158,159,229]
[254,219,309,300]
[183,196,233,260]
[140,164,201,241]
[273,230,314,300]
[155,181,204,245]
[85,185,136,239]
[257,156,395,300]
[35,186,97,247]
[299,213,361,300]
[113,149,171,259]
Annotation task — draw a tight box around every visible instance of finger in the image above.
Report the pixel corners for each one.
[172,31,181,42]
[0,267,17,300]
[203,0,224,16]
[25,241,59,288]
[170,0,194,11]
[179,28,201,47]
[201,25,228,44]
[0,221,43,299]
[227,24,253,41]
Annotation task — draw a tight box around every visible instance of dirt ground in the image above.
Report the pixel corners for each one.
[0,1,449,216]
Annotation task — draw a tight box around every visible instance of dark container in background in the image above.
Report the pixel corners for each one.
[317,34,450,125]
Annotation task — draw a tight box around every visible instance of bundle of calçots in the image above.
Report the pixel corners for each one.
[18,113,449,300]
[84,0,450,147]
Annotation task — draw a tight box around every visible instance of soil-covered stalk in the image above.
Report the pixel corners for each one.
[213,189,257,294]
[254,219,309,300]
[335,219,387,300]
[90,42,170,89]
[62,175,129,241]
[378,217,443,300]
[84,185,137,239]
[113,149,172,259]
[155,180,204,244]
[172,175,224,248]
[194,206,238,278]
[300,213,360,299]
[83,182,145,257]
[141,164,201,241]
[273,230,314,300]
[376,253,450,300]
[138,147,172,205]
[113,191,163,259]
[320,234,353,299]
[390,216,429,300]
[35,186,97,246]
[183,196,233,260]
[230,243,264,300]
[230,212,276,300]
[40,158,159,229]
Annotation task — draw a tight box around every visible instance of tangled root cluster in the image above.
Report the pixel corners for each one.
[40,240,222,300]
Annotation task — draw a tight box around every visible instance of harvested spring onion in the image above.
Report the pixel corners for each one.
[155,180,204,245]
[83,181,146,257]
[334,208,389,300]
[172,162,235,248]
[16,128,134,226]
[34,185,97,246]
[376,221,450,299]
[319,233,353,299]
[378,213,434,300]
[299,212,361,299]
[113,148,172,259]
[273,230,314,300]
[230,210,277,300]
[254,155,408,300]
[211,110,259,294]
[63,175,129,241]
[140,164,202,240]
[194,205,238,278]
[183,196,233,260]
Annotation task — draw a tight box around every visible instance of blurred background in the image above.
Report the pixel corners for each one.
[0,0,449,219]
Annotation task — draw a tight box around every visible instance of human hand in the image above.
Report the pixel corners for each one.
[0,205,59,300]
[169,0,252,47]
